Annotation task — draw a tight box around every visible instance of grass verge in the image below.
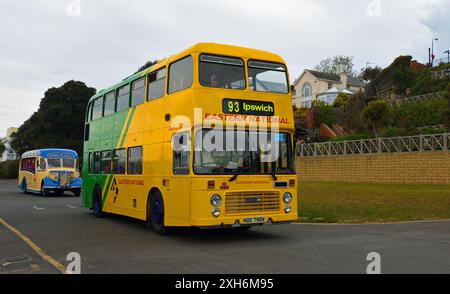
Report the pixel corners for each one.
[298,182,450,223]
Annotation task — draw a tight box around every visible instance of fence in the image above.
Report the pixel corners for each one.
[385,91,445,107]
[296,133,450,157]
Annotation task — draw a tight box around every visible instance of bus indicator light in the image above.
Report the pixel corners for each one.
[207,180,215,189]
[289,179,295,187]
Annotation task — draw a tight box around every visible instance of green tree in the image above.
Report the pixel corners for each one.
[362,100,391,137]
[135,60,158,74]
[444,83,450,130]
[360,66,382,82]
[313,101,336,127]
[11,81,96,156]
[333,93,350,108]
[0,142,5,155]
[314,55,357,77]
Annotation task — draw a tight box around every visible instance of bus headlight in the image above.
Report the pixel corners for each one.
[283,192,293,204]
[284,204,292,213]
[210,194,222,207]
[212,208,220,217]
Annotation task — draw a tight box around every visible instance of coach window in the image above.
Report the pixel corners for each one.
[116,85,130,112]
[147,68,166,100]
[103,91,115,117]
[173,132,190,175]
[93,152,100,174]
[131,77,146,107]
[128,146,143,175]
[112,148,126,174]
[168,56,193,94]
[92,97,103,120]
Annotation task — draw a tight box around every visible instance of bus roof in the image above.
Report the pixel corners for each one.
[89,43,287,102]
[21,149,79,159]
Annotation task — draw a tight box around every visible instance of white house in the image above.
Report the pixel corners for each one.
[0,127,18,162]
[292,65,366,108]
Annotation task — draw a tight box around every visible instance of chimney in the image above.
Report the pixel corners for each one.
[337,63,348,89]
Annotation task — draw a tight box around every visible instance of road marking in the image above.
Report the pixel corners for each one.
[0,217,66,274]
[32,206,45,211]
[66,205,77,209]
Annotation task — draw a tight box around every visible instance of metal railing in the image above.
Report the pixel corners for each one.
[296,133,450,157]
[386,92,445,107]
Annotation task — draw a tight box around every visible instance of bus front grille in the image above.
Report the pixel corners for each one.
[225,191,280,215]
[60,173,73,186]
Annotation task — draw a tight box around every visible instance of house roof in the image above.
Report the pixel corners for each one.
[295,69,366,88]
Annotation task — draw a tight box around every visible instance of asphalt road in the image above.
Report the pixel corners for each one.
[1,179,449,274]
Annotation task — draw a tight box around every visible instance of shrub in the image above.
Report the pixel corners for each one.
[314,101,336,127]
[391,99,447,129]
[0,161,6,178]
[380,127,412,137]
[330,133,373,142]
[362,100,391,137]
[1,160,20,179]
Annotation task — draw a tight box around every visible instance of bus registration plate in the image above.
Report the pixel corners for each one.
[243,217,265,224]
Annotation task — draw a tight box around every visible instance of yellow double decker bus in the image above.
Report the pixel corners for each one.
[83,43,297,234]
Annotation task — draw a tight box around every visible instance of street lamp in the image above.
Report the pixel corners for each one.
[431,38,438,66]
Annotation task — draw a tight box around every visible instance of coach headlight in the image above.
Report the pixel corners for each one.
[210,194,222,207]
[49,172,59,182]
[283,192,293,204]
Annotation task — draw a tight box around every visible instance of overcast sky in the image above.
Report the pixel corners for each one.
[0,0,449,137]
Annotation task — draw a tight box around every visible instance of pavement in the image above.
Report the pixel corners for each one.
[0,179,449,274]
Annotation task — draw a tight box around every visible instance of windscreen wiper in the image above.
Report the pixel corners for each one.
[229,166,246,182]
[271,172,278,181]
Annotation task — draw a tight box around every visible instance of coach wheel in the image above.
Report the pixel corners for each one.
[21,178,27,194]
[41,182,50,197]
[92,186,105,218]
[148,191,169,235]
[73,189,81,197]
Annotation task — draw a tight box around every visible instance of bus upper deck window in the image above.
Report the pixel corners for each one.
[131,77,146,107]
[148,68,166,100]
[168,56,193,94]
[199,55,245,90]
[116,85,130,112]
[104,92,116,117]
[92,97,104,120]
[248,60,289,94]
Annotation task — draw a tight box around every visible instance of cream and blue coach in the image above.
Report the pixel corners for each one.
[18,149,82,196]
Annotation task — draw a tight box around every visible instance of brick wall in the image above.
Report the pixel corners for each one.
[296,152,450,184]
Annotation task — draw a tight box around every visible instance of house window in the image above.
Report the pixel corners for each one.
[328,82,333,89]
[302,82,312,98]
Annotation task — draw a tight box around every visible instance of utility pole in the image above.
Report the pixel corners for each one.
[431,38,438,67]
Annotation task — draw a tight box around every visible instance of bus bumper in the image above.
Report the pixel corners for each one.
[190,213,298,228]
[42,177,83,190]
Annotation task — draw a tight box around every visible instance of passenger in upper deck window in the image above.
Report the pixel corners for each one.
[210,73,222,88]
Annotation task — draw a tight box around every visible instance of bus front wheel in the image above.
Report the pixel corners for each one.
[147,191,169,235]
[92,186,105,218]
[41,183,50,197]
[73,189,81,197]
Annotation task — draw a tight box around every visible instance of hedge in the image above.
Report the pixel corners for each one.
[0,160,20,179]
